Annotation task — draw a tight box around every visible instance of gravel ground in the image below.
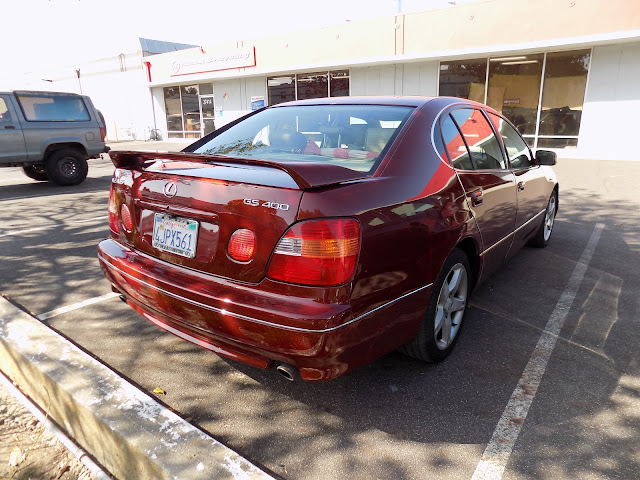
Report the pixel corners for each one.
[0,380,101,480]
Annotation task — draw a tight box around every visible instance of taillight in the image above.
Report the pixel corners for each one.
[108,185,119,235]
[99,126,106,142]
[267,218,360,286]
[228,229,256,262]
[120,204,133,232]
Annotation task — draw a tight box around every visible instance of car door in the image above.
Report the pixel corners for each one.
[440,107,517,280]
[488,113,549,249]
[0,95,28,164]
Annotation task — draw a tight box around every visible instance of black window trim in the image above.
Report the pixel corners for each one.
[485,109,536,171]
[439,105,509,172]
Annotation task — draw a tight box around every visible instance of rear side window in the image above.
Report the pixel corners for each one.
[193,104,414,174]
[440,115,473,169]
[450,108,506,170]
[16,93,90,122]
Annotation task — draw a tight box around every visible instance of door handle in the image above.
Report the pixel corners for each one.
[3,125,15,129]
[517,181,525,191]
[470,190,483,206]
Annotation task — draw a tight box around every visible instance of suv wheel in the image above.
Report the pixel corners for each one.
[23,164,49,181]
[45,149,89,186]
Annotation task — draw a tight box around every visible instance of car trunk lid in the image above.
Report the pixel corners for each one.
[109,151,367,283]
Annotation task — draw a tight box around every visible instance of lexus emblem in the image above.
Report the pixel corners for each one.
[163,182,177,198]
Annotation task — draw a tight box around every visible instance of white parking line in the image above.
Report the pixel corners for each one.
[471,223,604,480]
[0,216,107,238]
[37,292,120,322]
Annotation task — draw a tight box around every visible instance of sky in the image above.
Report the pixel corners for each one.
[1,0,482,80]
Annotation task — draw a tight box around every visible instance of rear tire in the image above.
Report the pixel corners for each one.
[528,190,557,248]
[22,164,49,181]
[45,149,88,186]
[400,248,471,363]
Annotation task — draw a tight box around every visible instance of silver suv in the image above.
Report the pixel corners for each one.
[0,90,109,186]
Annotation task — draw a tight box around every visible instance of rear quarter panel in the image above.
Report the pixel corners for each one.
[297,101,477,348]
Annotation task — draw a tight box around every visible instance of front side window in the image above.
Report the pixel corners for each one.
[490,113,534,169]
[450,108,506,170]
[193,104,414,173]
[17,93,90,122]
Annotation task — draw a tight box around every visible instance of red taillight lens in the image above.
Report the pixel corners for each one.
[267,218,360,286]
[120,204,133,232]
[99,126,106,142]
[228,229,256,262]
[108,185,119,235]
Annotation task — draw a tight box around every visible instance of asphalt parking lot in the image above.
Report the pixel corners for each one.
[1,145,639,480]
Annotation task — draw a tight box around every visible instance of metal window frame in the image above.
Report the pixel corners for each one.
[437,48,593,150]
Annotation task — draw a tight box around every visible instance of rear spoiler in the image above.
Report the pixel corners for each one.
[109,151,369,190]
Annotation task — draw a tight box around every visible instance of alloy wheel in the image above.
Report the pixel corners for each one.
[434,263,468,350]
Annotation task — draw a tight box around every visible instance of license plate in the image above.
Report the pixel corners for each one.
[152,213,199,258]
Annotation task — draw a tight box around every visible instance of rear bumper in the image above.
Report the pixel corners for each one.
[100,239,422,380]
[98,239,431,380]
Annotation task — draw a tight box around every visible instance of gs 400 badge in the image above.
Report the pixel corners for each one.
[243,199,290,211]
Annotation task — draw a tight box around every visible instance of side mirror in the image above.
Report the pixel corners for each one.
[535,149,557,166]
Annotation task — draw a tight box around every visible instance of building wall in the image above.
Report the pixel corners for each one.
[579,41,640,160]
[212,76,267,129]
[145,0,640,88]
[351,62,438,96]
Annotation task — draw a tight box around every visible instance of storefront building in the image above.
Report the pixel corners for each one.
[26,0,639,160]
[136,0,639,160]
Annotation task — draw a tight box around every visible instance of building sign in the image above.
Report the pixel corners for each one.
[171,47,256,77]
[503,98,521,105]
[251,96,265,110]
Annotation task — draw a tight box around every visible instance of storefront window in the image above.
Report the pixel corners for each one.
[538,50,590,139]
[487,54,543,136]
[268,76,295,106]
[438,59,487,101]
[330,70,349,97]
[181,85,200,138]
[267,71,350,105]
[163,86,183,135]
[297,72,328,100]
[438,49,591,149]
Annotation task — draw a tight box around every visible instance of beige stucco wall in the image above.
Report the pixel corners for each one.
[145,0,640,87]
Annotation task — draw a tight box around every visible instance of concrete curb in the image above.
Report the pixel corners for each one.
[0,295,277,480]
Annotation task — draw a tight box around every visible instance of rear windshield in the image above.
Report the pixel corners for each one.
[16,93,90,122]
[192,104,415,173]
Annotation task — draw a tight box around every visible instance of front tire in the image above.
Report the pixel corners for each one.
[528,190,557,248]
[22,164,49,181]
[45,149,88,186]
[400,249,471,362]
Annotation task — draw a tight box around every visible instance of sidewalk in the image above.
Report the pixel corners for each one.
[0,295,277,480]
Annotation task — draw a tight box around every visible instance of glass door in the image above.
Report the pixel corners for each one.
[200,95,215,136]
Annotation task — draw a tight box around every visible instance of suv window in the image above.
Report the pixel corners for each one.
[450,108,506,170]
[0,98,10,122]
[489,113,534,169]
[16,93,90,122]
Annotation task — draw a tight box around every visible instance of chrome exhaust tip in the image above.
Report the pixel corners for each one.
[275,363,298,382]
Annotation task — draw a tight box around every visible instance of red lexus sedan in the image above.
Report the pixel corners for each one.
[98,97,558,381]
